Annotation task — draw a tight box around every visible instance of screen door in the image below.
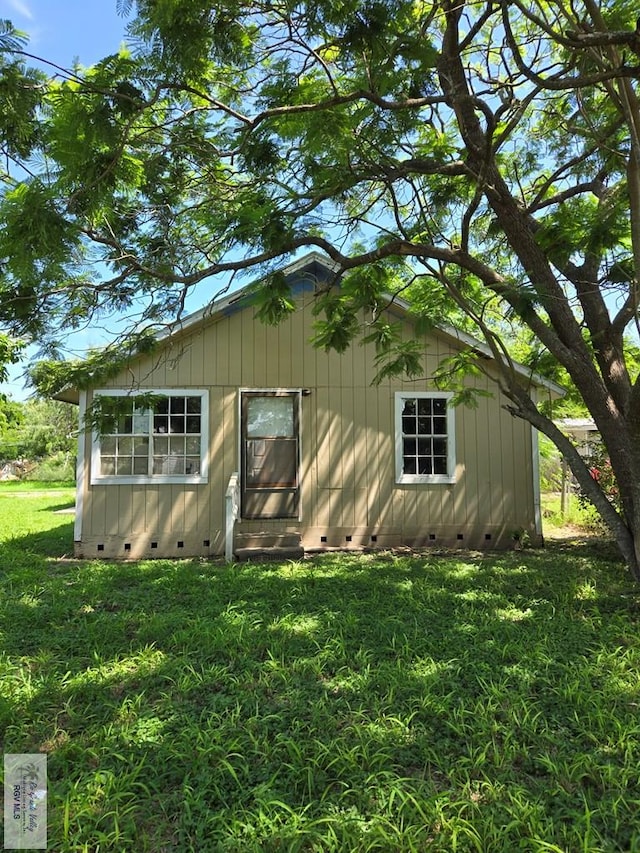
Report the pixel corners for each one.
[241,391,300,519]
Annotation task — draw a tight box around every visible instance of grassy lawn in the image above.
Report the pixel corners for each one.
[0,480,75,491]
[1,490,639,851]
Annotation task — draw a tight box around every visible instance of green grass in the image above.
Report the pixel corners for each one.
[0,479,75,491]
[542,491,603,532]
[1,492,639,851]
[0,485,75,554]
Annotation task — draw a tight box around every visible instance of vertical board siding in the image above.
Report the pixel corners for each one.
[78,287,541,556]
[130,487,146,533]
[90,474,107,536]
[473,400,493,527]
[252,316,268,387]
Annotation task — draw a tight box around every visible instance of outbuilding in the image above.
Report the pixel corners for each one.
[58,252,561,559]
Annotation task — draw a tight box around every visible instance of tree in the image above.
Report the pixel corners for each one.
[2,2,640,577]
[18,399,77,459]
[0,397,75,461]
[0,392,24,459]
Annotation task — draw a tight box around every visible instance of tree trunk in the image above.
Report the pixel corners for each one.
[506,386,640,581]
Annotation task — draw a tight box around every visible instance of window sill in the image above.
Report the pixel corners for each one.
[396,475,456,485]
[91,475,208,486]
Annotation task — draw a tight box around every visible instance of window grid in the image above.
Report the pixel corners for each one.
[401,397,449,476]
[98,395,203,478]
[395,392,455,484]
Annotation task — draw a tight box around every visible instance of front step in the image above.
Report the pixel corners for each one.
[234,532,304,561]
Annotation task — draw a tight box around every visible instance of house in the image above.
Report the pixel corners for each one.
[58,252,562,560]
[554,417,600,516]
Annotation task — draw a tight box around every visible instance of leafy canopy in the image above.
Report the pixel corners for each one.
[4,2,640,571]
[0,4,636,381]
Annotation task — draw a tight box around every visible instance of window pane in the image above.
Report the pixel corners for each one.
[402,415,416,435]
[186,416,200,434]
[117,415,133,434]
[186,396,201,413]
[417,437,432,455]
[101,436,116,455]
[418,458,433,475]
[433,398,447,415]
[433,438,447,456]
[170,396,186,413]
[155,397,169,414]
[101,457,116,475]
[133,412,150,434]
[154,436,169,454]
[186,436,200,454]
[247,397,294,437]
[403,457,417,474]
[152,456,167,474]
[117,457,132,475]
[185,457,200,475]
[402,399,416,416]
[417,398,432,415]
[433,457,448,475]
[170,416,185,434]
[133,437,149,455]
[133,457,148,475]
[118,437,133,456]
[170,437,185,456]
[403,438,416,456]
[433,417,447,435]
[417,416,431,434]
[164,456,184,475]
[154,415,169,434]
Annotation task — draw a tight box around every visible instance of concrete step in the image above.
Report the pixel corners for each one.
[234,532,302,549]
[235,545,304,562]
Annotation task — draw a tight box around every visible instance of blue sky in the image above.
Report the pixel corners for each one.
[0,0,128,67]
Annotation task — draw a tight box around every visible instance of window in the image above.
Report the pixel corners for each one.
[395,392,456,484]
[90,390,208,484]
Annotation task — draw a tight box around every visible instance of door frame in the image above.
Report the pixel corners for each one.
[238,388,303,521]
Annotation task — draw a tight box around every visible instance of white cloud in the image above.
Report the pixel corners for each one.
[4,0,34,21]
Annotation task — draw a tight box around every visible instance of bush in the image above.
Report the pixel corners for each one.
[539,434,563,491]
[576,442,620,533]
[26,451,75,483]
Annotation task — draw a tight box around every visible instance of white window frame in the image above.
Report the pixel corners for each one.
[395,391,456,484]
[90,389,209,486]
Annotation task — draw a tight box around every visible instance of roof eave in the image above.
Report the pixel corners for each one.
[49,251,566,399]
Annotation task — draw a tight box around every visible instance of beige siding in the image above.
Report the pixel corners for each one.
[76,289,540,558]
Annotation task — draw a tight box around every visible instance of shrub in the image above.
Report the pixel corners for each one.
[26,451,75,482]
[576,442,621,531]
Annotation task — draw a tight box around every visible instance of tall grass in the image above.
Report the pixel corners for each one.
[1,491,639,851]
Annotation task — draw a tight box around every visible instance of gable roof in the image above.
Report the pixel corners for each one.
[55,251,565,402]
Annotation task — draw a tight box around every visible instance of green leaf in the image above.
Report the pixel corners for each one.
[252,271,296,325]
